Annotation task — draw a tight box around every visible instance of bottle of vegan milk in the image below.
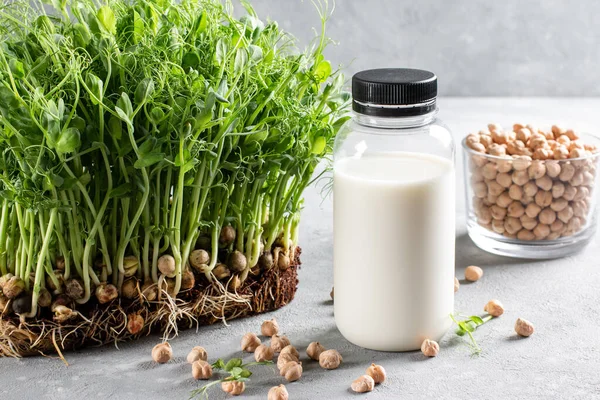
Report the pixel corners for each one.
[333,69,455,351]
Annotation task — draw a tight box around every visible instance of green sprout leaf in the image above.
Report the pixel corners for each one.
[97,6,117,34]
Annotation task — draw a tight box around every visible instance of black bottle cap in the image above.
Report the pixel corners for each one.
[352,68,437,117]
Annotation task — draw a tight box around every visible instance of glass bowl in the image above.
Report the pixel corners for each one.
[462,132,600,259]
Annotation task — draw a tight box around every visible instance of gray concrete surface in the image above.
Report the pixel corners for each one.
[238,0,600,96]
[2,98,600,399]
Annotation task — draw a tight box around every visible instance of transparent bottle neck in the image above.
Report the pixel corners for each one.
[354,108,438,129]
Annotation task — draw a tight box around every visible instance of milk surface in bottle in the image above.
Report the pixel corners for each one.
[333,69,455,351]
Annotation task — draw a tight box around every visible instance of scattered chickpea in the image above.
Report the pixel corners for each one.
[277,352,299,370]
[421,339,439,357]
[187,346,208,364]
[261,318,279,337]
[279,344,299,359]
[280,361,303,382]
[319,349,343,370]
[366,363,387,384]
[454,277,460,293]
[221,381,245,396]
[241,332,262,353]
[152,342,172,364]
[268,385,289,400]
[464,265,483,282]
[330,287,334,301]
[192,360,213,380]
[515,318,535,337]
[484,299,505,317]
[254,344,274,362]
[351,375,375,393]
[307,341,326,361]
[270,335,291,353]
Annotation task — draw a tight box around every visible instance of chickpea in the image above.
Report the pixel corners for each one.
[492,219,505,234]
[523,181,539,197]
[496,173,513,188]
[480,134,493,148]
[512,170,529,186]
[512,156,532,171]
[514,318,535,337]
[319,349,343,370]
[569,147,587,159]
[521,194,534,205]
[306,342,326,361]
[572,201,587,218]
[535,176,553,192]
[533,224,550,239]
[534,190,552,208]
[529,133,547,149]
[152,342,172,364]
[504,217,522,235]
[566,129,579,140]
[551,220,565,233]
[557,206,574,223]
[487,180,505,196]
[507,140,527,156]
[222,381,245,396]
[563,184,577,201]
[491,130,510,145]
[241,333,262,353]
[279,361,302,382]
[488,123,503,132]
[545,161,561,178]
[569,140,584,151]
[482,163,498,180]
[574,186,590,202]
[420,339,440,357]
[464,265,483,281]
[261,318,279,337]
[559,163,576,181]
[551,182,565,198]
[568,217,583,232]
[484,299,505,317]
[477,205,493,225]
[570,170,584,187]
[486,193,499,205]
[547,232,561,240]
[584,143,597,152]
[508,185,523,201]
[516,128,532,143]
[539,208,557,225]
[542,129,555,140]
[365,363,387,384]
[525,203,542,218]
[507,201,525,218]
[490,205,508,220]
[473,182,487,198]
[254,344,274,362]
[187,346,208,364]
[582,171,595,186]
[532,147,551,160]
[513,123,525,132]
[489,144,507,157]
[468,142,486,153]
[556,135,570,146]
[192,360,213,380]
[496,158,513,173]
[270,335,291,353]
[351,375,375,393]
[549,198,567,213]
[454,276,461,292]
[466,133,480,145]
[496,192,513,208]
[520,215,538,231]
[268,385,289,400]
[517,229,535,241]
[551,124,565,137]
[527,161,546,179]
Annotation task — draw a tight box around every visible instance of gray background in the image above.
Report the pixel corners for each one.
[242,0,600,96]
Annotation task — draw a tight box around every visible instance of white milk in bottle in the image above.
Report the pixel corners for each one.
[333,69,455,351]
